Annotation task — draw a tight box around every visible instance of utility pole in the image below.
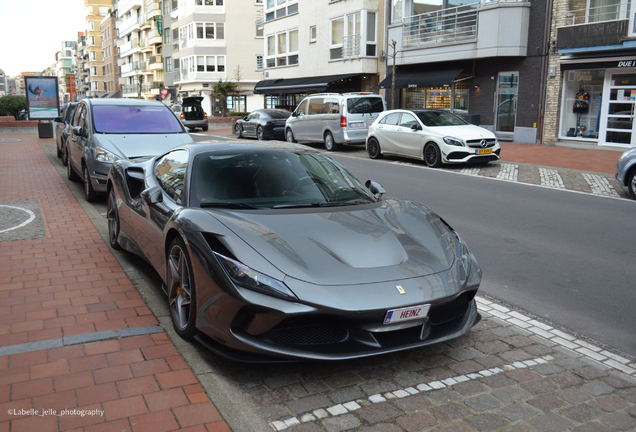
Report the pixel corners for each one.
[389,40,400,110]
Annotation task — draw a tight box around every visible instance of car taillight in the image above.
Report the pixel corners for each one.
[204,113,208,118]
[341,115,347,128]
[180,113,184,119]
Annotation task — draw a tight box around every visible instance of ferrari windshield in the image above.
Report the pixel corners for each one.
[190,149,377,208]
[93,105,184,134]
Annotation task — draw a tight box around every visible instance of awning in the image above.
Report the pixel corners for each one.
[379,68,464,89]
[254,73,360,95]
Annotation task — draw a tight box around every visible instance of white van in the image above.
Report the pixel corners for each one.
[285,93,386,151]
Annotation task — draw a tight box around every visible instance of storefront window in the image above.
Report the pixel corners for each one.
[401,81,468,112]
[560,69,604,139]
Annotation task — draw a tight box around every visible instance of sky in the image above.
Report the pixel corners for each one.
[0,0,87,77]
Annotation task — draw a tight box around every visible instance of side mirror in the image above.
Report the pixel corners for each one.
[54,116,63,123]
[291,111,298,118]
[244,116,249,121]
[411,123,422,131]
[365,180,386,200]
[72,126,84,137]
[141,186,163,205]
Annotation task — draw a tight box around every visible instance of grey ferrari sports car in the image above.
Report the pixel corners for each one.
[106,141,482,361]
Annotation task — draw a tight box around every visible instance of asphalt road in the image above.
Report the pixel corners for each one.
[191,134,636,359]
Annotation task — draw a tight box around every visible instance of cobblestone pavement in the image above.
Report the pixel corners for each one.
[3,132,635,432]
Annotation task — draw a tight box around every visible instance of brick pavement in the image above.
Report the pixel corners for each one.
[0,134,230,432]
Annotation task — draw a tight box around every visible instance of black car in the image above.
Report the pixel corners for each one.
[54,102,78,165]
[234,109,291,140]
[106,141,482,361]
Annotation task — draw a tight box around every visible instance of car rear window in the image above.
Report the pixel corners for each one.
[93,105,184,133]
[346,97,384,114]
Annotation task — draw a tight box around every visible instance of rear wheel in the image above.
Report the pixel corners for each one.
[324,131,340,151]
[167,237,198,339]
[235,124,243,138]
[83,164,98,202]
[424,142,442,168]
[61,144,69,166]
[628,170,636,199]
[202,123,208,131]
[56,141,62,158]
[286,128,296,143]
[367,138,383,159]
[107,189,121,250]
[257,126,264,141]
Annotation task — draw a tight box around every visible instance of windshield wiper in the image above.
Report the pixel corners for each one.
[272,202,322,209]
[200,202,261,209]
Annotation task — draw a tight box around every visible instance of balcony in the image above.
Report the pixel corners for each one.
[342,34,361,59]
[119,15,144,34]
[387,0,530,65]
[118,0,143,17]
[120,61,140,74]
[146,2,161,19]
[140,37,152,52]
[149,55,163,70]
[119,38,141,56]
[556,3,631,51]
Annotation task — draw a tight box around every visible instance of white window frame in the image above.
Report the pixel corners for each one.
[330,10,377,60]
[264,28,299,69]
[310,25,317,43]
[264,0,298,22]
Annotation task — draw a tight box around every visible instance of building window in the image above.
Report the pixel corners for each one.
[265,28,298,68]
[164,28,171,44]
[165,56,172,72]
[310,25,316,42]
[256,55,263,71]
[331,11,376,60]
[559,69,604,140]
[226,95,246,112]
[177,55,226,78]
[265,0,298,22]
[195,0,223,5]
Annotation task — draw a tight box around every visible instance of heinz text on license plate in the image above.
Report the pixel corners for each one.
[384,304,431,324]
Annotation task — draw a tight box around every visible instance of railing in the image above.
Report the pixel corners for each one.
[151,81,163,89]
[402,3,478,48]
[342,34,361,58]
[557,3,628,27]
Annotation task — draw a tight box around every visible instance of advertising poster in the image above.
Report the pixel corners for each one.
[25,76,60,120]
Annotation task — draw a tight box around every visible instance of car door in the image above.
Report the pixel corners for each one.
[394,112,424,157]
[245,112,259,137]
[289,99,309,140]
[374,112,401,153]
[69,103,87,175]
[131,149,188,273]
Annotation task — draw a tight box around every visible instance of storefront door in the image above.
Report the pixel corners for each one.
[495,72,518,137]
[600,70,636,147]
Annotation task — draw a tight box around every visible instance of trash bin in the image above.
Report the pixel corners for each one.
[38,122,54,139]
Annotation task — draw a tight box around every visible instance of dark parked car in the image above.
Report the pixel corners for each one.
[66,98,193,202]
[234,109,291,140]
[106,141,482,361]
[172,97,208,131]
[54,102,78,166]
[616,147,636,199]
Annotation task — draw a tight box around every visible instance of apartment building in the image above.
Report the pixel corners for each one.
[85,0,111,96]
[0,69,7,97]
[116,0,165,99]
[543,0,636,149]
[56,41,77,103]
[171,0,265,115]
[254,0,381,110]
[74,33,89,99]
[101,10,121,96]
[161,0,178,105]
[384,0,549,143]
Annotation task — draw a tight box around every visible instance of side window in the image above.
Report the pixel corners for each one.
[71,104,83,127]
[296,99,309,115]
[307,98,324,115]
[321,98,340,114]
[76,105,87,131]
[155,149,189,204]
[250,113,260,120]
[380,112,400,125]
[399,113,418,127]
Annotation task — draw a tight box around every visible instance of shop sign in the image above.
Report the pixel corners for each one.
[618,60,636,67]
[407,84,417,88]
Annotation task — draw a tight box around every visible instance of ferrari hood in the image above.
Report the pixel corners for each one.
[209,199,457,286]
[95,133,193,159]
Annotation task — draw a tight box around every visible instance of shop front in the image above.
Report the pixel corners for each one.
[560,58,636,148]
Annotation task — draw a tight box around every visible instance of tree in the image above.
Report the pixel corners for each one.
[0,96,27,120]
[212,79,238,117]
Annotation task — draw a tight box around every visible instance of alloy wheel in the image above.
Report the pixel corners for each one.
[167,242,194,335]
[107,190,121,249]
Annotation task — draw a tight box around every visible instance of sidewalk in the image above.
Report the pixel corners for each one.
[1,132,635,432]
[0,134,230,432]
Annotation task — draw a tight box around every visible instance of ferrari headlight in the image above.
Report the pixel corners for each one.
[214,252,298,301]
[443,136,465,147]
[95,146,121,163]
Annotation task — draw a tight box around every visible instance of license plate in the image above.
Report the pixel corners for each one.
[384,304,431,324]
[349,122,364,128]
[476,148,493,155]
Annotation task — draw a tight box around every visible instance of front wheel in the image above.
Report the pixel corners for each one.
[627,170,636,199]
[257,126,264,141]
[367,138,383,159]
[83,164,98,202]
[56,142,62,158]
[286,129,296,143]
[202,124,208,131]
[235,124,243,138]
[107,189,121,250]
[424,142,442,168]
[324,132,340,151]
[167,237,198,339]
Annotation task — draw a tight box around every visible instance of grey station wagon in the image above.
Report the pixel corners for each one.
[66,98,193,202]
